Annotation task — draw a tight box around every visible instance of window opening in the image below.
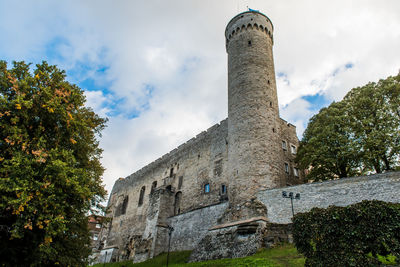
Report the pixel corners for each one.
[294,167,299,177]
[221,184,227,194]
[151,181,157,194]
[282,140,287,150]
[174,191,182,215]
[284,163,289,174]
[204,183,210,193]
[169,167,174,177]
[121,195,129,215]
[291,145,297,154]
[178,176,183,189]
[248,40,252,46]
[138,186,145,206]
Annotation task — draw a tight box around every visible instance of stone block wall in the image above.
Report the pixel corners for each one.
[166,202,228,252]
[257,171,400,224]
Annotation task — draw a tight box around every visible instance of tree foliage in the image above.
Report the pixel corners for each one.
[293,200,400,267]
[0,61,107,266]
[297,74,400,181]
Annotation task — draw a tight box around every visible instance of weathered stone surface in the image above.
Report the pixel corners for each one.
[189,219,268,262]
[167,202,228,252]
[258,171,400,224]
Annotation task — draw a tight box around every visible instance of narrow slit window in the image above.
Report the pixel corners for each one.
[248,40,252,46]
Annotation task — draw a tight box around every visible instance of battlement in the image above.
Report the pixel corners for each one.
[111,118,228,193]
[225,11,274,50]
[279,117,297,129]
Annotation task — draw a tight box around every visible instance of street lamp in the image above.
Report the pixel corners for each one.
[282,191,300,218]
[166,225,174,267]
[157,223,174,267]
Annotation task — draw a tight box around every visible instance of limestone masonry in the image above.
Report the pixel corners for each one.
[93,11,400,264]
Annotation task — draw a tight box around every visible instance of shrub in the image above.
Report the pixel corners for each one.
[292,200,400,266]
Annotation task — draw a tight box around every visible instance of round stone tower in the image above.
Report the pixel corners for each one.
[226,11,283,209]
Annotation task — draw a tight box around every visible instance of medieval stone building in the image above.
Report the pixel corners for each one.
[94,10,400,263]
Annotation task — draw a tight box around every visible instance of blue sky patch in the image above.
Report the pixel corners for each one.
[302,93,331,112]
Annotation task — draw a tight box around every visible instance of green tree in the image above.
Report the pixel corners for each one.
[297,73,400,181]
[344,75,400,173]
[0,61,107,266]
[296,101,361,181]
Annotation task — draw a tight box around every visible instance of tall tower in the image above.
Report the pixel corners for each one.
[226,11,283,208]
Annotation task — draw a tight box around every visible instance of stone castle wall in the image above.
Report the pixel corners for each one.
[257,171,400,224]
[101,119,230,256]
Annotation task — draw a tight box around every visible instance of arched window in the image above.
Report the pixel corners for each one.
[204,183,210,193]
[138,186,145,206]
[174,191,182,215]
[151,181,157,194]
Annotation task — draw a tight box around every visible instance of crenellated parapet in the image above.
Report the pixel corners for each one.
[225,11,274,50]
[111,118,228,194]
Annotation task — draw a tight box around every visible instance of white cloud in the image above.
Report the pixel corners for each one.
[1,0,400,196]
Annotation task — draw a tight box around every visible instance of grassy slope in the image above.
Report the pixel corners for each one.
[93,243,305,267]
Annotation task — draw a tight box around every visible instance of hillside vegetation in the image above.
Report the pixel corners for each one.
[93,243,305,267]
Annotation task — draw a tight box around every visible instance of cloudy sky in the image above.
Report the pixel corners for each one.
[1,0,399,197]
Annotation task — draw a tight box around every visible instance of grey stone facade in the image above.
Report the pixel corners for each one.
[258,171,400,224]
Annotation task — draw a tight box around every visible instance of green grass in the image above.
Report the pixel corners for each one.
[93,243,305,267]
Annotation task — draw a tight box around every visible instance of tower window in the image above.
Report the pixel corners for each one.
[294,168,299,177]
[204,183,210,193]
[291,145,297,154]
[138,186,145,206]
[169,167,174,177]
[248,40,252,46]
[282,140,287,150]
[284,163,289,174]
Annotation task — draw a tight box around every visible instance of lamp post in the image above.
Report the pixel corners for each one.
[166,225,174,267]
[282,191,300,218]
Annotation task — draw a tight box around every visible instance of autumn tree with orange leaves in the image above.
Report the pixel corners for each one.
[0,61,107,266]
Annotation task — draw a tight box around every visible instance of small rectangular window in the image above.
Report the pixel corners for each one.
[284,163,289,174]
[282,141,287,150]
[291,145,297,154]
[93,233,98,241]
[204,183,210,193]
[96,223,101,229]
[294,167,299,177]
